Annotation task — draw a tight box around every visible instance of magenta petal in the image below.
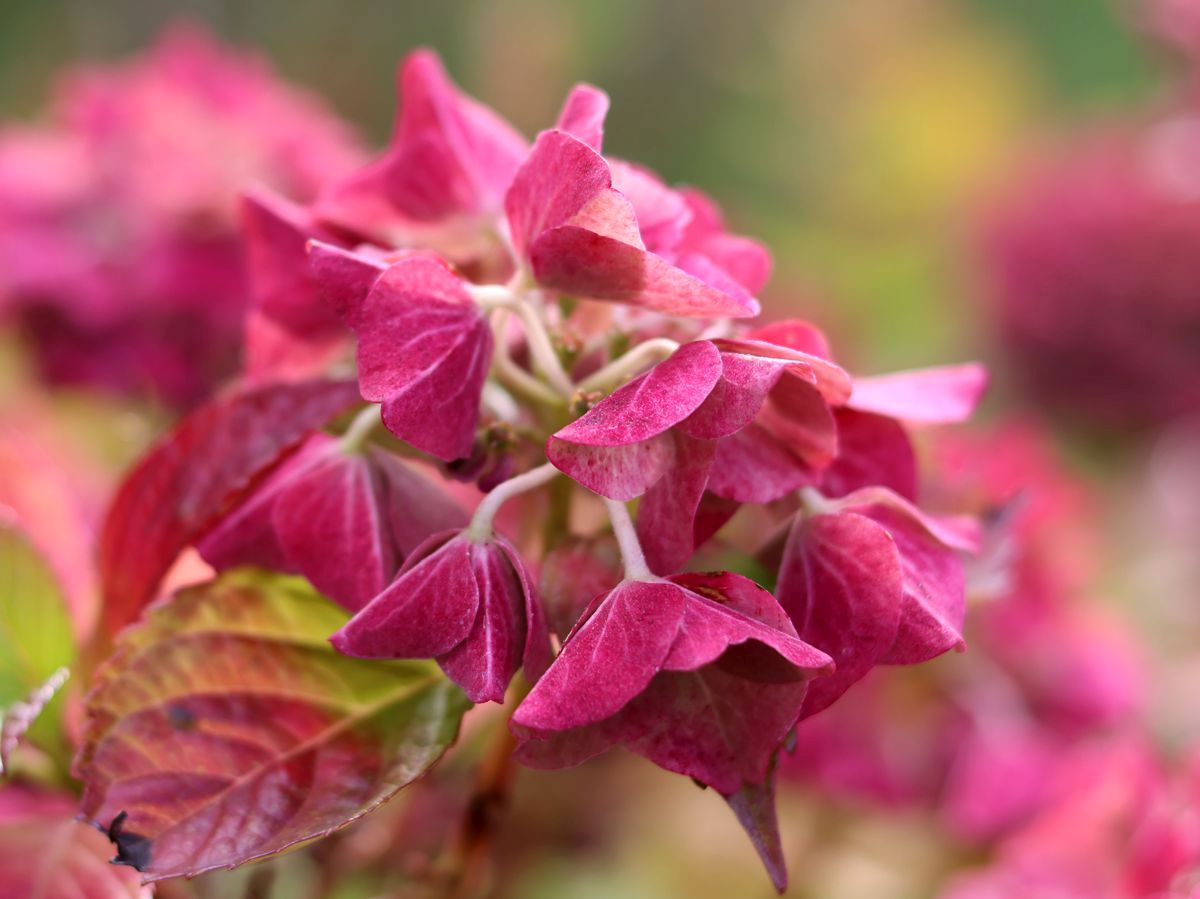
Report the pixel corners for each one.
[320,48,526,228]
[707,423,817,504]
[504,130,611,257]
[850,362,988,423]
[555,84,609,152]
[745,319,832,359]
[715,337,852,406]
[756,376,840,468]
[197,433,335,573]
[346,256,492,461]
[860,505,968,664]
[273,447,467,612]
[821,409,918,501]
[678,187,774,295]
[545,434,675,501]
[555,341,723,446]
[306,240,387,321]
[331,535,479,659]
[497,538,552,685]
[678,350,787,441]
[436,540,528,702]
[242,189,346,340]
[548,342,723,499]
[693,492,741,548]
[637,434,717,574]
[834,486,982,553]
[725,765,788,893]
[274,452,394,611]
[513,579,686,730]
[664,572,833,674]
[610,160,691,254]
[512,575,829,797]
[529,226,761,318]
[776,511,905,718]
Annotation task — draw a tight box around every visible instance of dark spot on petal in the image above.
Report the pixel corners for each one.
[166,704,196,730]
[690,777,709,791]
[106,811,153,872]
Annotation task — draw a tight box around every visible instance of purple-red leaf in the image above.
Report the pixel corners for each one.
[97,379,360,637]
[75,569,470,882]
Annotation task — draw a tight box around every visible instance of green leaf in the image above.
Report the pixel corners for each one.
[75,569,472,882]
[0,526,75,771]
[0,526,75,705]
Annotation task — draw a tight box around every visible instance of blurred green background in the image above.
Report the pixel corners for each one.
[0,0,1166,374]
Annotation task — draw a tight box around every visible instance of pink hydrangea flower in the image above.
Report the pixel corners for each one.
[979,134,1200,431]
[331,530,550,704]
[511,570,831,890]
[0,24,364,406]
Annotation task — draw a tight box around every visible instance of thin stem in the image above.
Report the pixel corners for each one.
[480,381,520,423]
[577,337,680,393]
[603,498,654,581]
[467,462,560,542]
[797,485,832,518]
[489,310,564,407]
[506,299,575,397]
[339,404,382,453]
[471,285,574,398]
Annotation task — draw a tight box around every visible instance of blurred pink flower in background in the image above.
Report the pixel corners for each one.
[978,132,1200,433]
[785,420,1146,845]
[0,24,363,408]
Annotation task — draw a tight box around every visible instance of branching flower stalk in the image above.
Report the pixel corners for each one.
[66,45,989,895]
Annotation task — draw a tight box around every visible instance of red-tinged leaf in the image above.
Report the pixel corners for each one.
[776,511,905,718]
[0,667,68,776]
[0,786,148,899]
[97,379,360,637]
[75,569,470,882]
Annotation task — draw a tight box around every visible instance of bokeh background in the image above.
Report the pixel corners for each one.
[0,0,1162,372]
[2,1,1199,898]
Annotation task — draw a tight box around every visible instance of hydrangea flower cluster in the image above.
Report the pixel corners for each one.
[785,422,1145,843]
[185,48,989,889]
[978,0,1200,433]
[0,26,363,406]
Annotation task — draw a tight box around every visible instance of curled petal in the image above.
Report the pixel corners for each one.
[556,84,609,152]
[850,363,988,423]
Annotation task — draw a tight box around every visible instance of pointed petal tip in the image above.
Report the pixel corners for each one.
[726,781,789,893]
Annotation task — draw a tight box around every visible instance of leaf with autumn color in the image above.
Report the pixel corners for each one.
[97,379,360,637]
[0,786,148,899]
[75,569,471,882]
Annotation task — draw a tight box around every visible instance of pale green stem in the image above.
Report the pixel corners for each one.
[797,485,833,517]
[466,463,561,542]
[339,404,383,453]
[470,285,574,398]
[577,337,681,393]
[489,309,565,406]
[603,498,654,581]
